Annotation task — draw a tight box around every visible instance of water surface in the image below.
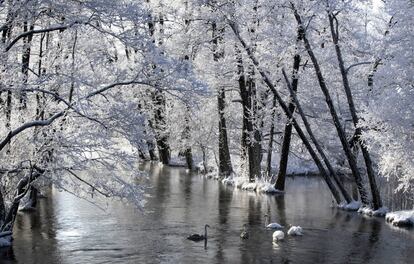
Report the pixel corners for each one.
[2,163,413,263]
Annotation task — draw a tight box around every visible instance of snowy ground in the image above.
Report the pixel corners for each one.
[385,210,414,227]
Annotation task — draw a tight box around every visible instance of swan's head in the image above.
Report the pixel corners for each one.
[205,224,210,229]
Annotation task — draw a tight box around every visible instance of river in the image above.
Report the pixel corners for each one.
[1,163,413,263]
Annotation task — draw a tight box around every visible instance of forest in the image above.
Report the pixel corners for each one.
[0,0,413,263]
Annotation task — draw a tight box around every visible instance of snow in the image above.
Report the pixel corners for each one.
[0,232,13,248]
[358,206,389,217]
[168,157,186,167]
[338,201,361,211]
[195,162,215,174]
[220,174,284,195]
[241,182,258,191]
[258,183,284,194]
[385,210,414,227]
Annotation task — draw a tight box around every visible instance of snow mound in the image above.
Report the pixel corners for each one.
[220,175,284,194]
[258,183,284,194]
[385,210,414,227]
[241,182,257,191]
[358,206,389,217]
[221,177,234,186]
[338,201,361,211]
[234,177,246,189]
[195,162,215,174]
[0,231,13,248]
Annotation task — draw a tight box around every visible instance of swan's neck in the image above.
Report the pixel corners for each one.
[204,226,208,239]
[265,216,268,226]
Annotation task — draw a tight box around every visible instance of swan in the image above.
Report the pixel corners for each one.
[187,224,210,242]
[287,225,303,236]
[264,214,283,229]
[272,230,285,242]
[240,224,249,239]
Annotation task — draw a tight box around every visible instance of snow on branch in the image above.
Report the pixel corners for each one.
[0,111,66,152]
[5,21,83,52]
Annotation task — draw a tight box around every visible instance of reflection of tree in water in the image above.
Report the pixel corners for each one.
[11,189,60,262]
[274,195,287,227]
[341,217,382,263]
[0,241,15,260]
[214,183,234,263]
[240,194,262,264]
[150,164,171,207]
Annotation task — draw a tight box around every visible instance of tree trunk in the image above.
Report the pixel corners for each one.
[328,12,382,209]
[146,2,170,165]
[152,91,170,165]
[246,69,262,181]
[0,187,6,226]
[1,168,43,232]
[236,45,248,162]
[230,22,342,204]
[282,69,352,203]
[266,95,277,178]
[183,110,194,170]
[20,20,34,109]
[213,22,232,177]
[275,27,303,190]
[292,5,369,205]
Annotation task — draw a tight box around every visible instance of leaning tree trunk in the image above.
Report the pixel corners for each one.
[230,22,342,204]
[328,12,382,209]
[292,5,369,205]
[212,21,232,177]
[275,26,303,191]
[282,69,352,203]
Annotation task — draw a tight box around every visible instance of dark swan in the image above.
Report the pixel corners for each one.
[187,224,210,241]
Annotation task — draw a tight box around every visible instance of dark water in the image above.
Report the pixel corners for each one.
[2,163,413,263]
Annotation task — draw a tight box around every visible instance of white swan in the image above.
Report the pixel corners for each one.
[264,214,283,229]
[287,225,303,236]
[272,230,285,241]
